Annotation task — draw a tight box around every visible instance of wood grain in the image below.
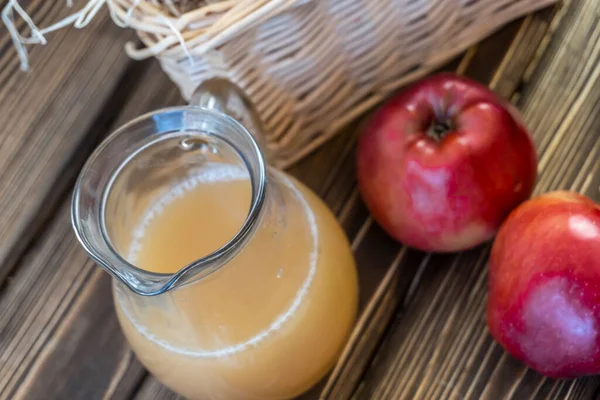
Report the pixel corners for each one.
[0,2,136,284]
[1,3,594,400]
[356,1,600,399]
[0,61,181,400]
[134,378,184,400]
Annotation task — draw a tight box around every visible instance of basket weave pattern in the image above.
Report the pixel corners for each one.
[6,0,557,166]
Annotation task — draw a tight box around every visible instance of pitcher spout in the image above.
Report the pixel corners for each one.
[71,102,267,296]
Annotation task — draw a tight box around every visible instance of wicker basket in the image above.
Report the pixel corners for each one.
[5,0,557,167]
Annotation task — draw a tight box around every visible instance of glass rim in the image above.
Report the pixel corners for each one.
[71,106,267,296]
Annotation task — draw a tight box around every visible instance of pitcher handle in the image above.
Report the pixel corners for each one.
[189,79,268,157]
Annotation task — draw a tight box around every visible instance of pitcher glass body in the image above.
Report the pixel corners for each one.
[71,80,359,399]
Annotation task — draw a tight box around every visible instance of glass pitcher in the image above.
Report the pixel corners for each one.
[71,79,359,400]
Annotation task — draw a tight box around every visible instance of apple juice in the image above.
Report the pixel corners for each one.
[113,163,359,399]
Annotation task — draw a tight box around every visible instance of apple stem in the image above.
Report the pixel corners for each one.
[428,120,453,142]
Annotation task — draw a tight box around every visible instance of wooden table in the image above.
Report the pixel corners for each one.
[1,1,599,399]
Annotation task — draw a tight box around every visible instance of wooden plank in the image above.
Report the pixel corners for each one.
[0,61,182,400]
[134,378,183,400]
[356,1,600,399]
[0,2,136,283]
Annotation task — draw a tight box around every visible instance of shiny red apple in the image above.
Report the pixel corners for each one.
[356,73,537,252]
[487,191,600,378]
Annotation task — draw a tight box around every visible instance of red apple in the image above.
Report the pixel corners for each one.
[356,73,537,252]
[487,192,600,378]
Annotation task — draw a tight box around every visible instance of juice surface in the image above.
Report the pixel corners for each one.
[114,164,359,400]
